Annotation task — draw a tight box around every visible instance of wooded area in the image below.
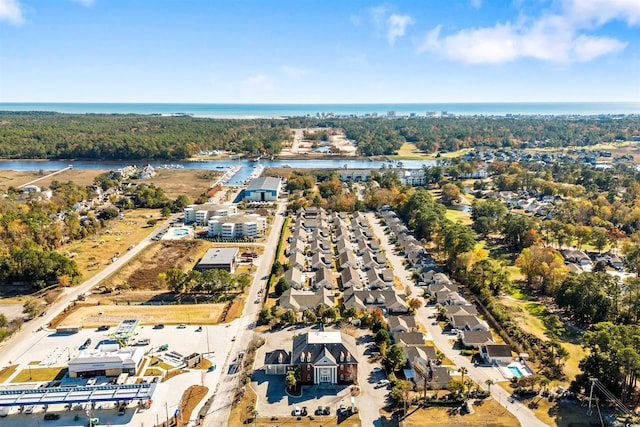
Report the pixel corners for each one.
[0,112,638,159]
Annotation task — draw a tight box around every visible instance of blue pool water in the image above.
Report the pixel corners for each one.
[173,229,189,236]
[508,366,525,377]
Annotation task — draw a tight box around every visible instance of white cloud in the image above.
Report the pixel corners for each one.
[281,66,308,80]
[387,14,413,45]
[563,0,640,26]
[367,4,413,45]
[243,74,269,87]
[0,0,24,25]
[70,0,95,6]
[470,0,482,9]
[417,1,633,64]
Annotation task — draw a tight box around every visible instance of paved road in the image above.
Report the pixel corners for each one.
[203,201,287,427]
[0,215,178,366]
[366,212,548,427]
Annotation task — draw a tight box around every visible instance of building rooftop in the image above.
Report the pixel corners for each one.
[307,331,342,345]
[199,247,239,265]
[247,176,282,192]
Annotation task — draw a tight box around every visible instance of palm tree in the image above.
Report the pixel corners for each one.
[485,378,494,392]
[458,367,468,385]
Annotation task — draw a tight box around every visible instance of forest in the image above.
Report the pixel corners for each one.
[0,112,290,160]
[0,111,638,159]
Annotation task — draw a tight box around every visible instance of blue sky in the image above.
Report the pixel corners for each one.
[0,0,638,103]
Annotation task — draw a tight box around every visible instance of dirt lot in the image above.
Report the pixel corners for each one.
[280,128,357,157]
[59,303,226,327]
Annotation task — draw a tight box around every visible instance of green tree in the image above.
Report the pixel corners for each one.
[385,344,407,371]
[22,299,39,318]
[285,370,297,391]
[275,277,290,296]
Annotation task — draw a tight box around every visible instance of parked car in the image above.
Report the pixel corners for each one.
[79,338,92,350]
[322,406,330,415]
[44,413,60,420]
[153,324,165,329]
[97,325,109,331]
[87,378,97,386]
[292,406,302,416]
[375,379,390,389]
[177,324,187,329]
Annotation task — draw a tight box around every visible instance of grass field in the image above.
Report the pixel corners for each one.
[0,365,18,383]
[402,398,520,427]
[61,208,163,281]
[60,303,226,327]
[392,142,432,160]
[445,207,473,225]
[11,367,67,383]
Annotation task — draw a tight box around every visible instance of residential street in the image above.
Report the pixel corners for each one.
[203,201,287,427]
[366,212,548,427]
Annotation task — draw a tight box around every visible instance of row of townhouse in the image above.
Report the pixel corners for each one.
[280,208,409,318]
[385,314,452,389]
[381,208,515,367]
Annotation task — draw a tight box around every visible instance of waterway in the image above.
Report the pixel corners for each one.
[0,159,437,186]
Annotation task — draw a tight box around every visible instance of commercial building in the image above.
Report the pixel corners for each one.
[196,247,239,272]
[244,177,282,202]
[292,332,358,385]
[68,345,145,378]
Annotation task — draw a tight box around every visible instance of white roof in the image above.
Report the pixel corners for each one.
[307,331,341,345]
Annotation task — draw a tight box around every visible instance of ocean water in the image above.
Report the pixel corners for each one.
[0,102,638,118]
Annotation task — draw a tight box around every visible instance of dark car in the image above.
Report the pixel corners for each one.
[97,325,109,331]
[153,324,165,329]
[79,338,92,350]
[44,413,60,420]
[301,407,307,416]
[322,406,330,415]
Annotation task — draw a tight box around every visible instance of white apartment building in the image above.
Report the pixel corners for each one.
[207,214,266,239]
[184,203,238,225]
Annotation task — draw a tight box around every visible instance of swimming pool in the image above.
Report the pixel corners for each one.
[173,229,189,236]
[163,227,192,239]
[508,365,525,377]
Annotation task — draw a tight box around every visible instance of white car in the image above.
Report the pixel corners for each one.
[375,379,390,389]
[87,378,97,386]
[177,324,187,329]
[24,405,34,414]
[292,406,302,416]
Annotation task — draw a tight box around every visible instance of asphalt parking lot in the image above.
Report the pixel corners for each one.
[252,324,389,425]
[0,321,238,426]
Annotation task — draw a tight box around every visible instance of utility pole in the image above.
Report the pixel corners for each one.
[165,402,169,427]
